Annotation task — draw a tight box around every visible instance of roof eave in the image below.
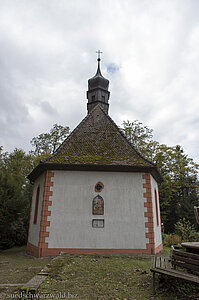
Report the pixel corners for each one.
[27,163,163,183]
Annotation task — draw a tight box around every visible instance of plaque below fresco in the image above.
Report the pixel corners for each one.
[93,195,104,215]
[92,219,104,228]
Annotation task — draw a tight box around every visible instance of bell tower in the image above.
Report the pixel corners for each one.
[87,50,110,114]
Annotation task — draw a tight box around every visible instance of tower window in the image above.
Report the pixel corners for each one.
[102,95,105,101]
[93,195,104,215]
[34,185,40,224]
[92,95,95,101]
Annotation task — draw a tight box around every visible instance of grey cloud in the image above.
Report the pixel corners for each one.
[0,0,199,165]
[39,100,57,115]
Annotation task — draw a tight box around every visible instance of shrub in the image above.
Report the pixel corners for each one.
[163,234,182,247]
[174,218,198,242]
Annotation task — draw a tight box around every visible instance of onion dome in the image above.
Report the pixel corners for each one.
[88,58,109,91]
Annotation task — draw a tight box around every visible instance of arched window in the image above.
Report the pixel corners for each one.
[154,189,159,226]
[93,195,104,215]
[34,185,40,224]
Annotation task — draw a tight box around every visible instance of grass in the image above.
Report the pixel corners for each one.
[162,246,171,256]
[0,246,51,297]
[40,254,152,299]
[0,246,199,299]
[38,253,199,300]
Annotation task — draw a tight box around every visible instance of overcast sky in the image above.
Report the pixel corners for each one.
[1,0,199,164]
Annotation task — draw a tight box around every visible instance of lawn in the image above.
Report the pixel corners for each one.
[0,246,51,297]
[0,246,199,299]
[38,252,199,300]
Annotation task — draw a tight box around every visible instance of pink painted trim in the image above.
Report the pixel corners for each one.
[27,242,40,257]
[155,243,163,254]
[143,173,155,254]
[27,242,155,257]
[38,170,54,257]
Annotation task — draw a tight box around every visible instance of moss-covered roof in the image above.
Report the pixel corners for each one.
[45,105,154,167]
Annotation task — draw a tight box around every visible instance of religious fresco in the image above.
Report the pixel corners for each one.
[93,195,104,215]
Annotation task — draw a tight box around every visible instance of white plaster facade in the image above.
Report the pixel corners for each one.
[46,171,148,249]
[151,175,162,247]
[28,169,163,255]
[29,170,151,249]
[28,172,45,246]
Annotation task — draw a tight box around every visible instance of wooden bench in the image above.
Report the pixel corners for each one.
[150,245,199,293]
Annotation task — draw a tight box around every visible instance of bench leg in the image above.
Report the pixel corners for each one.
[153,272,156,294]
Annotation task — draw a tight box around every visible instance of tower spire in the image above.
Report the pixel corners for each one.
[87,51,110,114]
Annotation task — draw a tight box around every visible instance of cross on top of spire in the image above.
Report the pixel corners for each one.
[96,50,103,61]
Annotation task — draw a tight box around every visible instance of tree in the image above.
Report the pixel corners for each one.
[155,144,199,232]
[1,148,34,186]
[0,123,70,249]
[121,120,199,233]
[122,120,153,152]
[0,148,33,249]
[30,123,70,156]
[121,120,159,161]
[0,172,28,248]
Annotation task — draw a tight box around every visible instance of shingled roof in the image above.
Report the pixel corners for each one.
[28,104,163,183]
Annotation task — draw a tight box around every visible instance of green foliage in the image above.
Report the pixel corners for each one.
[0,124,70,250]
[30,123,70,155]
[174,218,199,242]
[163,234,182,247]
[121,120,199,233]
[0,148,33,249]
[1,148,34,185]
[156,145,199,232]
[122,120,153,152]
[0,172,30,248]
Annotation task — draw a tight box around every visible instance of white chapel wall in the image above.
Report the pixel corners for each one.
[28,172,45,246]
[151,175,162,247]
[45,171,148,249]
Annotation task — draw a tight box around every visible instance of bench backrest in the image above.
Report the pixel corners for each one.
[171,246,199,273]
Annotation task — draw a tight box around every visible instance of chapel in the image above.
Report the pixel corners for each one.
[27,54,163,258]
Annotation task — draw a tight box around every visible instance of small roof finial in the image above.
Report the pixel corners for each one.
[96,50,103,61]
